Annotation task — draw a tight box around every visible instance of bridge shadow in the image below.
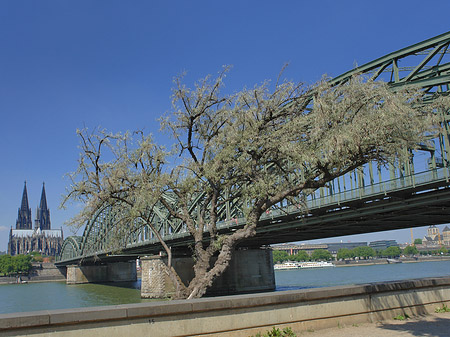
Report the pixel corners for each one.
[82,279,142,290]
[359,278,450,337]
[377,315,450,337]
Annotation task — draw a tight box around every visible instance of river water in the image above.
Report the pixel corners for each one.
[1,260,449,315]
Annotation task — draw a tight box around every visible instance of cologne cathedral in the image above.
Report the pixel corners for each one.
[8,182,64,256]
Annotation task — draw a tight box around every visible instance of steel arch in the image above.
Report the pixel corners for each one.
[330,31,450,92]
[59,236,82,261]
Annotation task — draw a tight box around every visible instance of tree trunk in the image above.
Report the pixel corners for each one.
[186,209,261,299]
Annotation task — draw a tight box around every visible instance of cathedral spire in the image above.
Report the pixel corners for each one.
[35,182,51,230]
[39,182,48,210]
[16,181,32,229]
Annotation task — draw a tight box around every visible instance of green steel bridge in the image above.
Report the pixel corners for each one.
[57,31,450,266]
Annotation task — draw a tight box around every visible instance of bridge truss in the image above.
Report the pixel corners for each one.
[58,31,450,265]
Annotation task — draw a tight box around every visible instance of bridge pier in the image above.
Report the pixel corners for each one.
[66,261,137,284]
[141,248,275,298]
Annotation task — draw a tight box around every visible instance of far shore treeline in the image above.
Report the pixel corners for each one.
[0,252,49,276]
[273,246,449,263]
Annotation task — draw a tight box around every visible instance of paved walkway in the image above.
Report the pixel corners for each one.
[304,312,450,337]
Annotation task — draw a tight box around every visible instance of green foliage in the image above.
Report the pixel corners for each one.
[393,313,410,320]
[352,246,375,259]
[382,246,402,258]
[414,238,422,245]
[272,250,290,263]
[310,249,332,261]
[251,327,296,337]
[0,254,13,276]
[12,255,32,274]
[29,252,44,262]
[437,246,448,254]
[403,245,418,256]
[337,248,354,260]
[0,254,32,276]
[291,251,310,262]
[435,304,450,313]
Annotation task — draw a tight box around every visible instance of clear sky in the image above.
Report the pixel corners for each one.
[1,0,449,252]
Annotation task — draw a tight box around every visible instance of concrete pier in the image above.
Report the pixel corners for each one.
[66,261,137,284]
[141,248,275,298]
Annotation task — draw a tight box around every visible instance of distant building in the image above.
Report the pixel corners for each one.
[443,226,450,246]
[7,182,64,256]
[422,225,444,247]
[272,242,367,257]
[326,242,368,255]
[368,240,398,251]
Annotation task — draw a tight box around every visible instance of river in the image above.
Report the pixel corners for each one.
[1,260,449,315]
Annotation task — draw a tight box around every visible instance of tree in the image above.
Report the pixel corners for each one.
[291,251,310,262]
[403,245,418,256]
[437,246,448,255]
[310,249,333,261]
[12,255,32,274]
[352,246,375,259]
[0,254,13,276]
[414,238,422,245]
[382,246,402,258]
[63,69,445,299]
[272,250,289,263]
[30,252,44,263]
[337,248,354,260]
[0,254,32,275]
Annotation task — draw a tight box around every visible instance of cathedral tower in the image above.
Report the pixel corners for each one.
[16,181,32,229]
[35,182,51,230]
[9,182,64,256]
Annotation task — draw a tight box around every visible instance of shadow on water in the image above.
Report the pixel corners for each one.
[92,278,142,290]
[276,285,314,292]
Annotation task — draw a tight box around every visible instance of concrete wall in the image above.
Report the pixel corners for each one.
[141,248,275,298]
[66,261,137,284]
[1,276,449,337]
[0,263,66,284]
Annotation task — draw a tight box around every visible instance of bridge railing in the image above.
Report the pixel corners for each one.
[215,167,450,229]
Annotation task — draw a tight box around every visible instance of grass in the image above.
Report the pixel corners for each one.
[251,327,296,337]
[435,304,450,313]
[393,313,410,320]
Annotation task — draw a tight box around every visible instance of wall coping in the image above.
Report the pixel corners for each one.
[1,276,449,331]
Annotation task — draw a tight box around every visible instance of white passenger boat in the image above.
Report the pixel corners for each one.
[273,261,301,270]
[274,261,335,270]
[298,261,335,268]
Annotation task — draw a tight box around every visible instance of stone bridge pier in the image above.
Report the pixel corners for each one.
[140,248,275,298]
[66,261,137,284]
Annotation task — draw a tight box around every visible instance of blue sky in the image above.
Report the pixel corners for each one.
[1,0,449,252]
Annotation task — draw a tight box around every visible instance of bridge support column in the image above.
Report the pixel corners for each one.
[141,248,275,299]
[66,261,137,284]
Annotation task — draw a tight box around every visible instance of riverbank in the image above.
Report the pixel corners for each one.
[334,255,450,267]
[0,263,65,284]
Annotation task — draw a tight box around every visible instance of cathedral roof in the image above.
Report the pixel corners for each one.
[10,229,34,237]
[10,228,63,238]
[443,226,450,232]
